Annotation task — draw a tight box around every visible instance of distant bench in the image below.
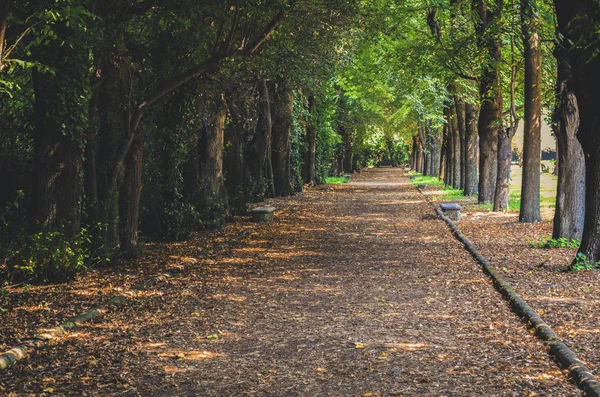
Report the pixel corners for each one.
[250,206,276,223]
[439,203,462,221]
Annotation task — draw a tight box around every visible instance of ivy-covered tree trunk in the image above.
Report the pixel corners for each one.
[555,0,600,264]
[198,89,230,225]
[271,82,294,197]
[93,20,132,253]
[119,136,143,256]
[475,0,503,204]
[224,87,248,212]
[519,0,542,223]
[256,79,275,198]
[304,95,317,185]
[30,71,84,237]
[464,102,479,196]
[552,51,584,241]
[29,20,89,238]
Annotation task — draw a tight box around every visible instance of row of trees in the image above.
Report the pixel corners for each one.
[405,0,600,267]
[3,0,405,282]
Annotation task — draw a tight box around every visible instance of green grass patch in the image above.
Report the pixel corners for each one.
[409,175,445,187]
[528,236,581,249]
[325,176,350,184]
[441,187,464,201]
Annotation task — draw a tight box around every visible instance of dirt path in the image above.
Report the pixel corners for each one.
[2,168,579,396]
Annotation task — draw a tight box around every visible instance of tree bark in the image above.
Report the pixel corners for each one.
[304,95,317,185]
[464,102,479,196]
[94,20,132,253]
[256,79,275,198]
[271,82,294,197]
[440,124,448,180]
[519,0,542,222]
[343,128,353,173]
[552,50,585,241]
[411,135,418,171]
[451,101,461,189]
[224,86,248,212]
[444,107,455,187]
[198,89,230,224]
[455,95,467,190]
[493,125,516,211]
[30,71,83,237]
[118,136,143,257]
[29,21,88,238]
[555,0,600,264]
[475,0,504,204]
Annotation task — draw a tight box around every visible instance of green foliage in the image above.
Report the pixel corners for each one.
[570,253,600,272]
[7,225,95,284]
[529,237,581,249]
[409,175,444,187]
[291,91,309,191]
[325,176,350,184]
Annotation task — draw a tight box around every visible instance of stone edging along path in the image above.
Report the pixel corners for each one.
[432,202,600,397]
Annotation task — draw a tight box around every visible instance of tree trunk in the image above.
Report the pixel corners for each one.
[118,136,143,256]
[224,87,248,212]
[29,23,88,238]
[304,95,317,185]
[476,0,503,204]
[451,101,461,189]
[493,126,516,211]
[440,124,448,180]
[271,82,294,197]
[555,0,600,264]
[31,71,83,237]
[343,128,353,173]
[198,89,230,224]
[257,79,275,198]
[464,102,479,196]
[94,21,132,253]
[552,51,585,241]
[455,95,467,189]
[418,125,429,176]
[444,107,455,187]
[519,0,543,223]
[411,135,418,171]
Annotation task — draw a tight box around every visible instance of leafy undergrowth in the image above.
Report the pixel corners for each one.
[424,178,600,388]
[325,175,350,184]
[0,168,581,395]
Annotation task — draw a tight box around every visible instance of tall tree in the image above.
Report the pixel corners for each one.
[552,48,584,240]
[271,81,294,197]
[519,0,542,222]
[554,0,600,264]
[475,0,504,204]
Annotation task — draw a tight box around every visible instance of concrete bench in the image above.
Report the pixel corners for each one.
[417,184,427,190]
[250,206,276,222]
[440,203,462,221]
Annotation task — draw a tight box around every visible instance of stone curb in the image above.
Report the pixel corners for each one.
[435,207,600,397]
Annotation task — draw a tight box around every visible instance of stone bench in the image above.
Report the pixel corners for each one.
[440,203,462,221]
[250,206,276,223]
